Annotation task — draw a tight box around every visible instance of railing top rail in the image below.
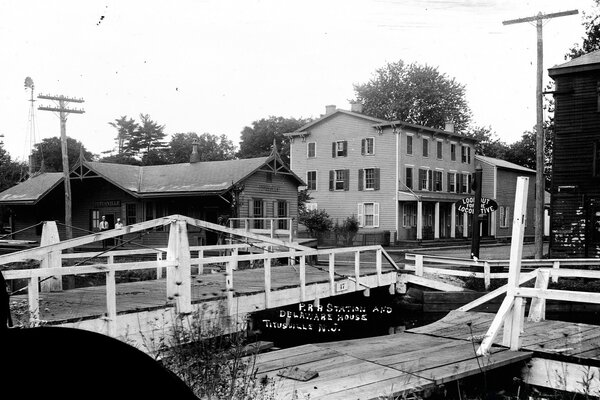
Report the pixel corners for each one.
[229,217,292,221]
[405,253,600,267]
[60,243,250,260]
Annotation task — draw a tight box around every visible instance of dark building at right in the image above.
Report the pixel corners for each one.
[549,50,600,258]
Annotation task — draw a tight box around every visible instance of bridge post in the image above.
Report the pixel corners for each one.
[27,276,40,326]
[264,258,272,308]
[483,262,491,290]
[552,261,560,283]
[415,254,424,276]
[40,221,62,292]
[376,248,382,286]
[354,251,361,291]
[225,260,234,316]
[299,256,306,302]
[166,220,192,314]
[156,251,164,279]
[106,269,117,337]
[329,253,336,296]
[527,269,550,322]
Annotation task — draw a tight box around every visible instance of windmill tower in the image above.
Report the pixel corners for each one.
[24,76,39,175]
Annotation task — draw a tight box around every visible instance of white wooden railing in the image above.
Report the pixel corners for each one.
[404,253,600,290]
[229,217,293,242]
[1,214,399,339]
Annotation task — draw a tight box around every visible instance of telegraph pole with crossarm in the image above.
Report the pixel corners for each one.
[503,9,578,260]
[38,94,85,241]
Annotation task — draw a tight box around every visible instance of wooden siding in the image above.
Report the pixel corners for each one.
[493,169,536,238]
[552,71,600,195]
[290,113,397,233]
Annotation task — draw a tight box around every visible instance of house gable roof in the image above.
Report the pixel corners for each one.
[0,173,63,204]
[285,109,386,137]
[475,155,535,174]
[549,50,600,77]
[0,154,304,204]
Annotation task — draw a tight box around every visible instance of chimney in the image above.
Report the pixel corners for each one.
[444,120,455,133]
[189,138,201,163]
[325,105,336,115]
[350,101,363,113]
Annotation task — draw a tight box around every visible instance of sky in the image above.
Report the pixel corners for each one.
[0,0,593,162]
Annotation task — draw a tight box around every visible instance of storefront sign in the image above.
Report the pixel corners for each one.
[455,197,498,214]
[258,185,280,193]
[94,200,121,208]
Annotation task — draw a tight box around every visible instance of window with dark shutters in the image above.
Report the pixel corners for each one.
[362,168,380,190]
[407,136,413,155]
[437,141,443,159]
[423,138,429,157]
[418,169,427,190]
[428,170,433,191]
[332,141,348,157]
[406,167,413,189]
[332,169,349,190]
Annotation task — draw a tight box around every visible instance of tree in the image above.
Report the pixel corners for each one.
[299,209,333,239]
[31,137,95,172]
[0,144,26,191]
[168,132,236,164]
[108,116,138,156]
[128,114,167,158]
[354,60,472,132]
[504,126,554,187]
[566,1,600,59]
[464,126,509,159]
[297,189,313,215]
[237,116,311,163]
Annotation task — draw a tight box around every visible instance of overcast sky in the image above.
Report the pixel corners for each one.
[0,0,592,161]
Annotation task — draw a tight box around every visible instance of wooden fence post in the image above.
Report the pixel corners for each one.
[299,255,306,302]
[415,254,424,277]
[40,221,62,292]
[264,257,271,308]
[478,176,529,355]
[156,251,164,279]
[552,261,560,283]
[166,220,192,314]
[231,247,239,271]
[483,261,491,291]
[329,252,336,296]
[27,277,40,326]
[106,269,117,337]
[527,269,550,322]
[225,261,234,316]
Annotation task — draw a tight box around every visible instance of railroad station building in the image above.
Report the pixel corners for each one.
[0,144,304,247]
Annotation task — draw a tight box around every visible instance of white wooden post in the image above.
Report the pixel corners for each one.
[509,296,525,351]
[270,219,275,238]
[478,176,529,355]
[354,251,361,291]
[27,277,40,326]
[415,254,424,277]
[155,251,163,279]
[197,249,204,275]
[290,248,296,266]
[225,261,234,316]
[244,219,249,232]
[288,218,293,242]
[231,247,239,271]
[106,269,117,337]
[329,252,336,296]
[299,255,306,302]
[416,201,423,240]
[376,248,382,286]
[483,261,491,291]
[552,261,560,283]
[434,202,440,239]
[528,269,550,322]
[450,205,456,238]
[166,220,192,314]
[463,212,469,238]
[40,221,62,292]
[264,257,271,308]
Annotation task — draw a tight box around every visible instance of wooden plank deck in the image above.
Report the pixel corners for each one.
[252,330,531,400]
[10,258,398,324]
[408,310,600,366]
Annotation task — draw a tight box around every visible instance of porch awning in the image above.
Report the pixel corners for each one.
[398,191,469,203]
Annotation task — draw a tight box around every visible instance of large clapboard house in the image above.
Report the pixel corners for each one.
[548,50,600,257]
[0,143,304,247]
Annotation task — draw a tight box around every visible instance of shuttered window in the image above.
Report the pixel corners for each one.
[307,171,317,190]
[447,172,456,192]
[407,136,413,155]
[451,144,456,161]
[423,138,429,157]
[434,171,443,191]
[332,141,348,157]
[405,167,413,189]
[437,141,443,159]
[359,168,380,190]
[361,137,375,155]
[307,142,316,158]
[358,202,379,228]
[330,169,349,191]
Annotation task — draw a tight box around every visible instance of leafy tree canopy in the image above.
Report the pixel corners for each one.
[354,60,472,132]
[168,132,236,164]
[108,116,138,156]
[0,143,27,192]
[31,136,95,173]
[566,1,600,59]
[128,114,167,157]
[237,116,311,163]
[464,126,509,159]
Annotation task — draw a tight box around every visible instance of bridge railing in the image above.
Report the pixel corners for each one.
[229,217,293,242]
[404,253,600,290]
[1,214,400,339]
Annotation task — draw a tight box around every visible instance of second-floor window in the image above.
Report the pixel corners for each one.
[447,172,456,193]
[423,138,429,157]
[437,141,443,159]
[407,136,413,155]
[329,169,349,191]
[405,167,413,189]
[461,145,471,164]
[434,171,443,191]
[460,173,471,193]
[307,142,316,158]
[418,169,433,191]
[361,137,375,155]
[332,141,348,157]
[359,168,380,190]
[307,171,317,190]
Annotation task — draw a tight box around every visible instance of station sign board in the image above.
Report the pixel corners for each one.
[455,197,498,214]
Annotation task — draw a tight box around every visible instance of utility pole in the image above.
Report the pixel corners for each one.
[503,9,578,260]
[38,94,85,241]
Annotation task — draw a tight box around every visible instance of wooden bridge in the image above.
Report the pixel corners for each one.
[250,177,600,399]
[1,214,400,350]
